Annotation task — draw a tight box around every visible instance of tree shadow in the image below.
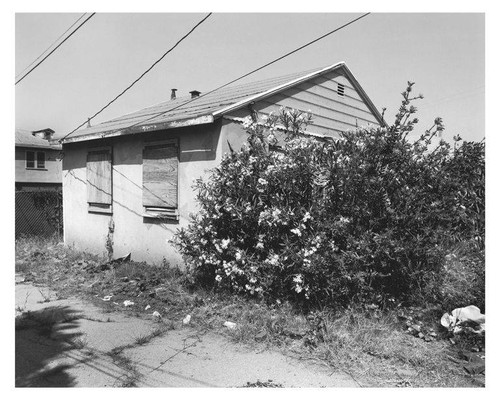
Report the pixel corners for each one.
[15,305,84,387]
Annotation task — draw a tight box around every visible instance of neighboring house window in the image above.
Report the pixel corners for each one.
[142,140,179,220]
[37,151,45,169]
[86,148,112,214]
[26,150,45,169]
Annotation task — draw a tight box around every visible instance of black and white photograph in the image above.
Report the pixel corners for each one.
[8,2,491,391]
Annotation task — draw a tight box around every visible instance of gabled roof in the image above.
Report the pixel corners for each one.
[58,62,384,144]
[16,129,62,150]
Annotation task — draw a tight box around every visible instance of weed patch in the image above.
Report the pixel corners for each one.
[16,236,484,387]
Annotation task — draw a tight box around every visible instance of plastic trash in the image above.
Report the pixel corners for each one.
[441,305,485,334]
[183,314,191,325]
[123,300,135,307]
[224,321,237,330]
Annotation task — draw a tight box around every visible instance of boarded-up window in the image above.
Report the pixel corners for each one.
[142,141,179,219]
[87,148,112,213]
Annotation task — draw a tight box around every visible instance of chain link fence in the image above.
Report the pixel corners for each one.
[15,189,63,238]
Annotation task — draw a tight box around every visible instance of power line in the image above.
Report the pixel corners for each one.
[15,13,88,80]
[61,12,369,142]
[418,85,485,110]
[59,12,212,142]
[15,13,96,85]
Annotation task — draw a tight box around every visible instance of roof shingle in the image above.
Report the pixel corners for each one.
[16,129,62,150]
[58,67,322,142]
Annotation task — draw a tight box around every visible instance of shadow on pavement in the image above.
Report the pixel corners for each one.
[15,305,84,387]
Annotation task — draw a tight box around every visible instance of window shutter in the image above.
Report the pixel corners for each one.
[143,144,178,208]
[87,150,112,205]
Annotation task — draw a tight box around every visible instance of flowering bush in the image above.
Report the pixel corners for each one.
[174,84,484,308]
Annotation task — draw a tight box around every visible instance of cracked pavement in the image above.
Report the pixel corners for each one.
[15,276,357,387]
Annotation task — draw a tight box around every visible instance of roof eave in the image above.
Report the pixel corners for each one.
[60,114,214,144]
[16,143,62,150]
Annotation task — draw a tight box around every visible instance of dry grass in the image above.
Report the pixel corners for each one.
[15,235,484,388]
[194,301,482,387]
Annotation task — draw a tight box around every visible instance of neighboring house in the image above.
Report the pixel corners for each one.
[15,128,63,237]
[58,62,384,265]
[15,128,62,191]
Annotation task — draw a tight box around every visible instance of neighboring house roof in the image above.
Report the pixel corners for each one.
[16,129,62,150]
[59,62,385,144]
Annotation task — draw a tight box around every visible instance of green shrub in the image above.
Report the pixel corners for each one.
[173,82,484,309]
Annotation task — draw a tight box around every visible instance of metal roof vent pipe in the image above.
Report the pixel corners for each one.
[189,90,201,99]
[171,88,177,100]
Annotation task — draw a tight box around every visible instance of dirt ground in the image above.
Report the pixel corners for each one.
[15,274,358,388]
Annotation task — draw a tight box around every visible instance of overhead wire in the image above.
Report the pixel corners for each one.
[15,13,88,81]
[15,13,96,85]
[60,12,370,142]
[59,12,213,142]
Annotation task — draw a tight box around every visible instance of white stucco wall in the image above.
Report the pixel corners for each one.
[62,119,247,267]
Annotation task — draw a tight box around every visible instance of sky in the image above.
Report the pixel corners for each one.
[15,12,485,143]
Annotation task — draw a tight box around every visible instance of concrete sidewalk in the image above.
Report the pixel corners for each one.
[15,278,357,387]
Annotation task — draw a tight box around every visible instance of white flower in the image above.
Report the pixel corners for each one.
[235,252,242,261]
[330,241,338,252]
[293,274,303,284]
[302,212,312,222]
[221,238,230,249]
[290,228,302,236]
[271,209,282,222]
[256,242,264,249]
[242,116,253,129]
[265,254,279,266]
[258,178,268,186]
[303,247,317,257]
[338,216,351,225]
[215,275,222,282]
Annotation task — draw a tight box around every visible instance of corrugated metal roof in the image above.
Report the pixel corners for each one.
[16,129,62,150]
[58,62,384,144]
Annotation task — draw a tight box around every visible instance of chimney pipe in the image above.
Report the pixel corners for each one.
[189,90,201,99]
[32,128,55,141]
[171,88,177,100]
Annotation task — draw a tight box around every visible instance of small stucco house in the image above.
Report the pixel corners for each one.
[58,62,384,265]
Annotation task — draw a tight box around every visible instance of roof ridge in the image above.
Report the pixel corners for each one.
[89,66,328,126]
